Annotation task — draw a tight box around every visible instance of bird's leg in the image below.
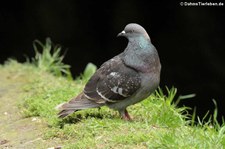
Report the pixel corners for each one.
[119,109,132,121]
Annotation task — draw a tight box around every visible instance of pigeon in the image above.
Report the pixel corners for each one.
[57,23,161,120]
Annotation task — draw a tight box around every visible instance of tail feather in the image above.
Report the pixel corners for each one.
[58,109,78,118]
[57,92,103,118]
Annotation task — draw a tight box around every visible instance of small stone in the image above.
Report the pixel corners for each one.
[31,117,37,121]
[47,146,62,149]
[0,139,9,145]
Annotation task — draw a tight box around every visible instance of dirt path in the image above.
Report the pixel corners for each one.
[0,69,51,149]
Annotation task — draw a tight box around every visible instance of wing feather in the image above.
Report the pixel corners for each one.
[84,55,141,103]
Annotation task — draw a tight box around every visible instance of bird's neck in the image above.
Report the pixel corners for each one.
[129,36,151,48]
[123,37,160,73]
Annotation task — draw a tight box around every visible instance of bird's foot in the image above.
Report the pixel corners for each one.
[121,109,132,121]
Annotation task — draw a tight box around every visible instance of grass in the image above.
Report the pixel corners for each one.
[32,38,72,78]
[0,38,225,148]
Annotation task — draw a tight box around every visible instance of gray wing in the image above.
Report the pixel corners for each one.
[84,56,141,103]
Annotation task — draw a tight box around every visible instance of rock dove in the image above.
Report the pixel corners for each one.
[57,23,161,120]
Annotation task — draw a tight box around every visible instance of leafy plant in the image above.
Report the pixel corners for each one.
[32,38,72,79]
[82,62,97,82]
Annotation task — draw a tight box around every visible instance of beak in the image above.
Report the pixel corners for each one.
[117,30,125,37]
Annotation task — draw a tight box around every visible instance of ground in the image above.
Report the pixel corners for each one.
[0,60,224,149]
[0,62,62,148]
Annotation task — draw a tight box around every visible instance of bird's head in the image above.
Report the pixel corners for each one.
[117,23,150,41]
